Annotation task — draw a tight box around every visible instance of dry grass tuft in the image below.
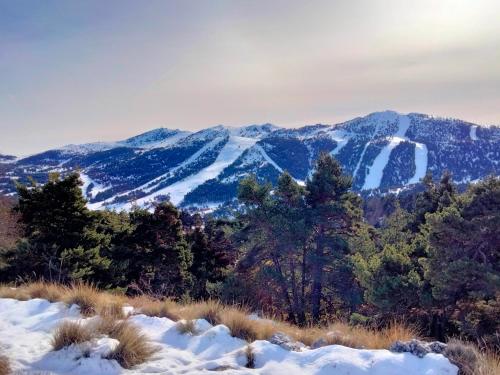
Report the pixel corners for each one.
[105,321,156,369]
[0,285,30,301]
[443,339,500,375]
[97,297,126,320]
[220,308,275,342]
[25,282,67,302]
[129,296,179,321]
[0,355,11,375]
[64,283,101,317]
[176,320,197,335]
[51,321,95,351]
[244,345,255,369]
[444,339,480,375]
[180,300,223,325]
[476,351,500,375]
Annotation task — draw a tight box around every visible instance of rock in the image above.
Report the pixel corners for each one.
[428,341,447,354]
[269,332,305,351]
[311,338,328,349]
[390,339,447,358]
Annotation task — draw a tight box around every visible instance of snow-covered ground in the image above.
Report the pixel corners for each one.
[0,298,457,375]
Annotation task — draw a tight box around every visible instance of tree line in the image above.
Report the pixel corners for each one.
[0,153,498,348]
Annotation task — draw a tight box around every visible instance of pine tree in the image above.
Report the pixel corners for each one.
[123,202,193,298]
[422,177,500,342]
[9,172,110,283]
[305,153,362,321]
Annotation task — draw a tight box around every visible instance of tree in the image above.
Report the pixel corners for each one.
[120,202,193,298]
[6,173,110,283]
[188,217,235,299]
[353,205,424,314]
[422,177,500,343]
[305,153,362,321]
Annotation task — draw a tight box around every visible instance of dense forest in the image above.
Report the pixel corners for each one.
[0,153,498,350]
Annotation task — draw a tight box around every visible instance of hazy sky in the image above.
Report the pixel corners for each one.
[1,0,499,155]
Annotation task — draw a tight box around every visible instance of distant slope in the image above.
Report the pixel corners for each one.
[1,112,498,210]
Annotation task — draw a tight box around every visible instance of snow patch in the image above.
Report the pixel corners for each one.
[470,126,478,141]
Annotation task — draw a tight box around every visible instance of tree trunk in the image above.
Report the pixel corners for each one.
[311,228,324,322]
[299,246,307,325]
[289,257,304,325]
[272,254,297,324]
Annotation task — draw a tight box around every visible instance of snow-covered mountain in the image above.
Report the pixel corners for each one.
[1,111,498,210]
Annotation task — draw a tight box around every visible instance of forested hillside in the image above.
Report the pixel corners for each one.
[1,154,498,351]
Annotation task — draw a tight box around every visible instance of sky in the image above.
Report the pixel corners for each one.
[1,0,499,155]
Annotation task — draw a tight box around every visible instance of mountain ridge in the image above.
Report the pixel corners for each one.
[1,111,498,211]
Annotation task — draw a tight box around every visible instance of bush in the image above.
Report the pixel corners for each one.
[51,321,94,351]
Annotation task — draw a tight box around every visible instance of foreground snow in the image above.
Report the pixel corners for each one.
[0,298,457,375]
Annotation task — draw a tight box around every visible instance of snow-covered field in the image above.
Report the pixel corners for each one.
[0,298,457,375]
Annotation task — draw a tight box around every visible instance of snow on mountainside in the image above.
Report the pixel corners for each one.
[1,111,498,211]
[0,298,458,374]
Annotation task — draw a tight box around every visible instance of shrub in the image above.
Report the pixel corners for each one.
[51,321,94,351]
[105,322,156,369]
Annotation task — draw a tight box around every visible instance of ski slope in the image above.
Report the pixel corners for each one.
[0,298,458,375]
[470,126,478,141]
[363,115,428,190]
[132,136,258,207]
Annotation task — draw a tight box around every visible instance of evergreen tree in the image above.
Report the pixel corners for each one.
[121,202,193,298]
[188,218,234,299]
[7,172,110,283]
[305,153,362,321]
[422,177,500,343]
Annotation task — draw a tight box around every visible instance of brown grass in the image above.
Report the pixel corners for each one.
[129,296,179,321]
[3,281,499,375]
[51,321,95,351]
[63,283,102,317]
[0,355,10,375]
[176,320,197,335]
[179,300,223,325]
[219,308,275,342]
[444,339,500,375]
[0,285,31,300]
[105,321,156,369]
[25,282,67,302]
[97,297,126,320]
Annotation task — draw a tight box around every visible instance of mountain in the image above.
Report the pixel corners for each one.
[1,111,498,210]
